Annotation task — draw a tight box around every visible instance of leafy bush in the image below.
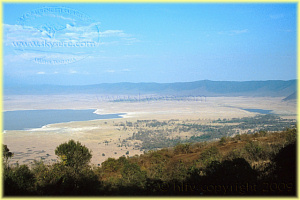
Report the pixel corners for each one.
[243,141,271,161]
[285,127,297,145]
[224,148,243,160]
[173,143,191,154]
[219,136,228,145]
[101,158,122,173]
[121,162,147,188]
[2,127,297,196]
[4,164,35,195]
[198,146,221,167]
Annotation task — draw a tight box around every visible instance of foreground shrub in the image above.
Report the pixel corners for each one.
[4,164,35,195]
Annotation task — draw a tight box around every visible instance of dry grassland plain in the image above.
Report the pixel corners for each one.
[3,94,297,166]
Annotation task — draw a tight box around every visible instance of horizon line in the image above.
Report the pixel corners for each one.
[4,79,297,87]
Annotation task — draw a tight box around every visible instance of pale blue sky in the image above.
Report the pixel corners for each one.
[3,3,297,85]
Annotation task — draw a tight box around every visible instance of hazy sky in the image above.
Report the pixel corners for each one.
[3,3,297,85]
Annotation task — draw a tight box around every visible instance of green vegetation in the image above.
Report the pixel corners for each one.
[3,126,296,196]
[125,115,295,150]
[3,144,13,168]
[54,140,92,172]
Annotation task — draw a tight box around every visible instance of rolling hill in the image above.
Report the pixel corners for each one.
[4,79,297,97]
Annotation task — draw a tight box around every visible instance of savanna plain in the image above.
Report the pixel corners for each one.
[3,94,296,166]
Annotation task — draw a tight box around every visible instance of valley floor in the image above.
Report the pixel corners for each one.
[3,95,297,166]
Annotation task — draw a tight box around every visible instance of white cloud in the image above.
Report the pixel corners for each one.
[6,49,86,64]
[4,24,43,45]
[4,23,137,50]
[105,69,132,73]
[122,54,145,59]
[4,23,100,45]
[122,37,140,45]
[218,29,248,36]
[37,71,45,74]
[69,70,78,74]
[99,30,131,38]
[58,23,100,41]
[105,69,116,73]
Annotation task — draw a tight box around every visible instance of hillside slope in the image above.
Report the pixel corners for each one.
[3,127,297,196]
[283,91,297,101]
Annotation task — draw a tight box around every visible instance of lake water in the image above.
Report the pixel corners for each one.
[242,108,273,114]
[3,109,124,131]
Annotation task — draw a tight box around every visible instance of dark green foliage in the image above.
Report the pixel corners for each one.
[258,130,267,137]
[224,149,243,160]
[168,160,189,181]
[257,142,297,195]
[3,144,13,167]
[101,158,122,173]
[121,162,147,188]
[198,146,221,167]
[55,140,92,171]
[4,164,35,195]
[243,141,269,161]
[219,136,228,145]
[212,114,296,133]
[19,141,101,195]
[2,128,297,196]
[205,158,257,184]
[285,126,297,144]
[173,143,191,154]
[30,150,100,195]
[271,142,296,184]
[131,115,295,151]
[38,163,99,195]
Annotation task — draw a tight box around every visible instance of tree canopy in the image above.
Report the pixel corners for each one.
[3,144,13,167]
[55,140,92,171]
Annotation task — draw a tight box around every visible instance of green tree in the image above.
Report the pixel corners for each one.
[121,162,147,188]
[3,144,13,168]
[101,158,122,173]
[243,141,267,161]
[219,136,227,145]
[169,160,189,181]
[32,161,99,195]
[174,143,191,154]
[285,127,297,144]
[55,140,92,171]
[198,146,221,167]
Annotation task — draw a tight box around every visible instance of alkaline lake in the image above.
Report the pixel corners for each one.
[3,108,274,131]
[3,109,124,131]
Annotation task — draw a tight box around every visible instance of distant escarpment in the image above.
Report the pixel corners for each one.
[4,79,296,97]
[283,91,297,101]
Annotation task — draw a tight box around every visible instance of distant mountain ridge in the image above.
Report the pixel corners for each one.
[4,79,297,97]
